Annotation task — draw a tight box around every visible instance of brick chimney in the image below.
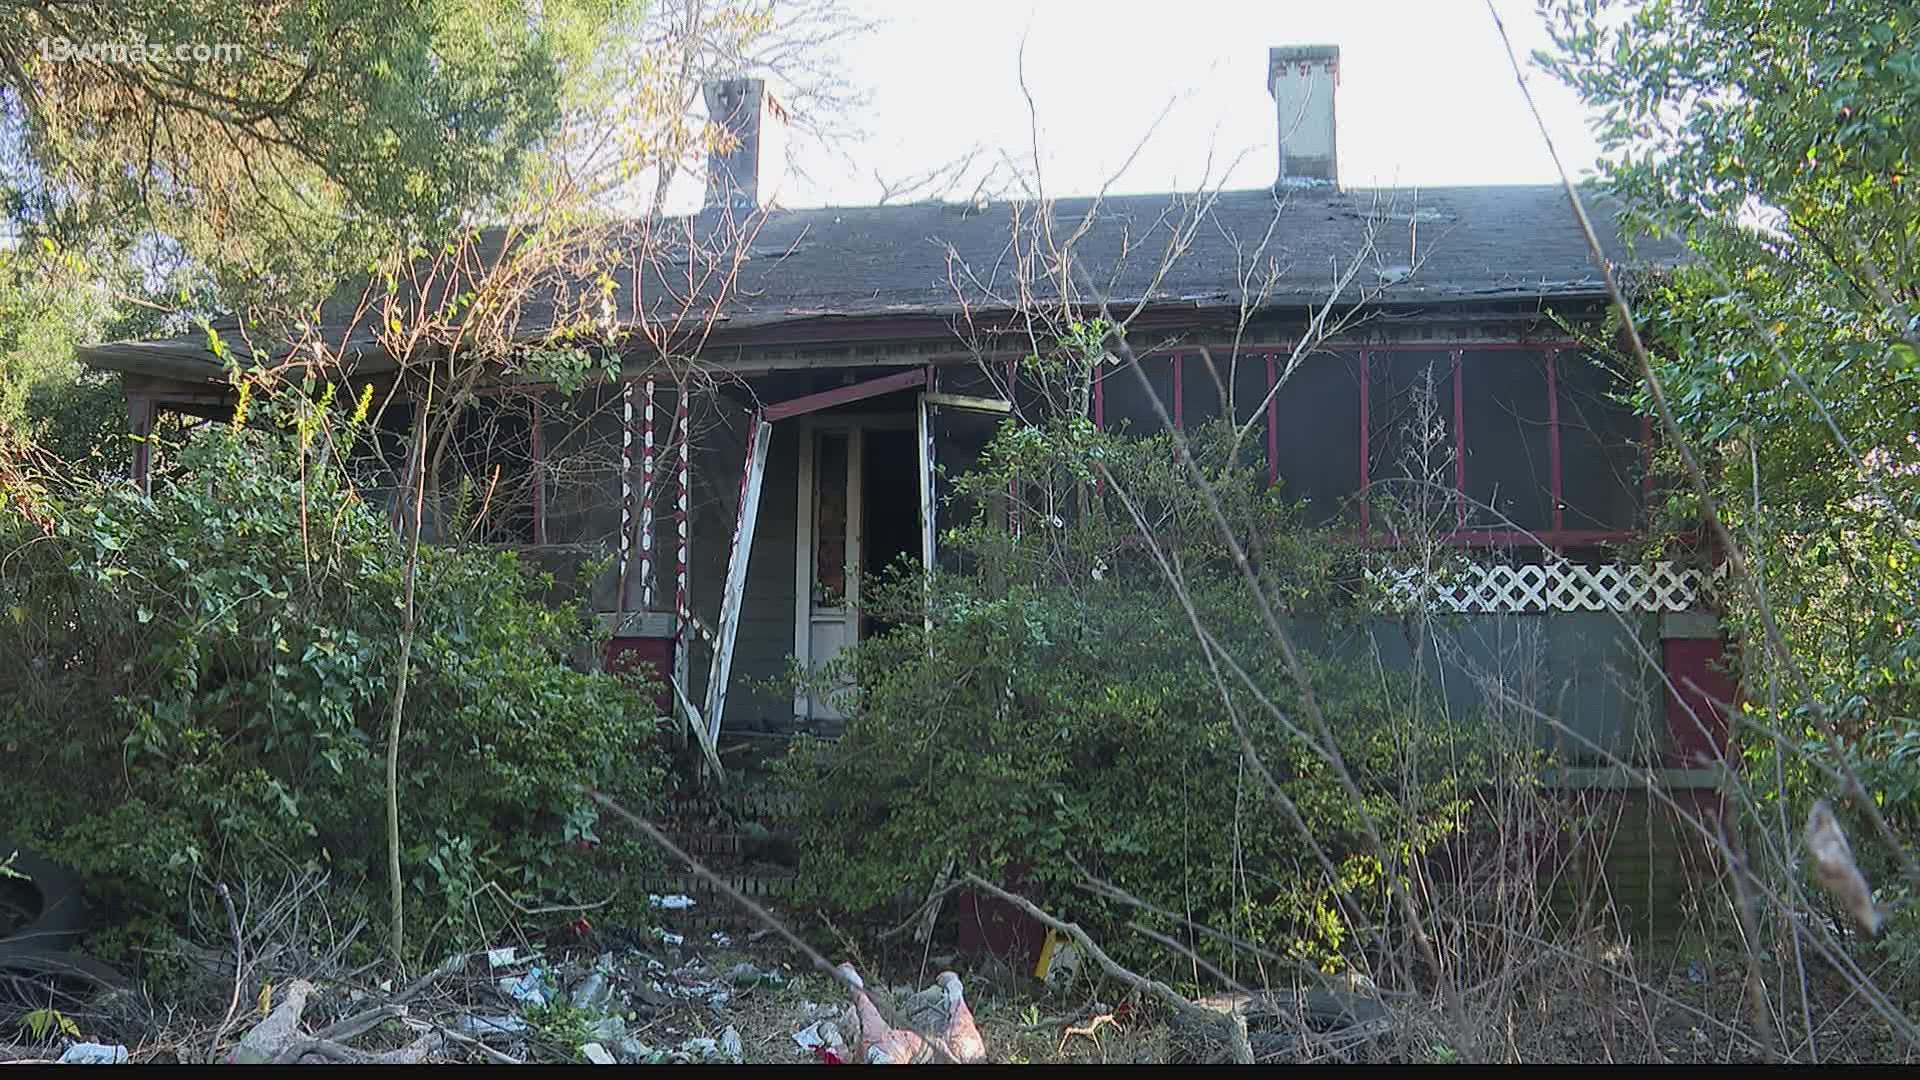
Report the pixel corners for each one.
[1268,46,1340,188]
[703,77,785,212]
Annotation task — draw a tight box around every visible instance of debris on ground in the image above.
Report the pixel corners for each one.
[1185,987,1395,1062]
[793,1018,849,1061]
[224,976,446,1064]
[570,967,615,1013]
[228,978,317,1064]
[450,1013,527,1041]
[497,969,552,1007]
[838,964,987,1064]
[56,1042,129,1064]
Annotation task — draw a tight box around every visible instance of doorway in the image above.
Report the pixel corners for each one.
[793,418,922,722]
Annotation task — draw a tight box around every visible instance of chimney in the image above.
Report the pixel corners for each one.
[1267,46,1340,187]
[703,77,785,212]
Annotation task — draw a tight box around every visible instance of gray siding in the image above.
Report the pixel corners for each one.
[1295,611,1664,764]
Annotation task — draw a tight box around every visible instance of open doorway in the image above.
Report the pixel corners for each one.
[860,427,919,639]
[794,418,922,722]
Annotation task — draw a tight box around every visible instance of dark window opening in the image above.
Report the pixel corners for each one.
[1099,355,1176,437]
[1179,351,1227,429]
[1270,351,1363,526]
[442,394,539,545]
[1557,353,1643,532]
[1367,350,1455,523]
[813,431,849,605]
[1462,349,1553,533]
[541,386,622,547]
[861,428,921,638]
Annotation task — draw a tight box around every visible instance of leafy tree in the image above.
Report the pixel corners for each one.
[3,0,638,312]
[1537,0,1920,934]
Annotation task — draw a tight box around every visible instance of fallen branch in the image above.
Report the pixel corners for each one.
[206,882,245,1063]
[961,874,1254,1064]
[272,1030,442,1064]
[420,1021,525,1066]
[1056,1012,1119,1057]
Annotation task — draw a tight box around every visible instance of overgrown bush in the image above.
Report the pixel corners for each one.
[0,392,666,969]
[780,351,1487,973]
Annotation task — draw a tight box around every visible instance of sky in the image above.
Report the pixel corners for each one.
[764,0,1606,210]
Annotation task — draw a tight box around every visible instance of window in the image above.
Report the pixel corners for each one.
[1269,350,1363,525]
[1461,349,1553,533]
[432,386,628,548]
[441,391,541,544]
[1094,343,1648,546]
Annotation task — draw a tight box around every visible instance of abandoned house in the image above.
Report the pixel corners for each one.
[78,45,1724,808]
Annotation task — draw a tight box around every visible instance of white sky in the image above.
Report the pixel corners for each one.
[767,0,1604,209]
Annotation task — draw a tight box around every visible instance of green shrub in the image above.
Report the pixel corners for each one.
[0,395,665,964]
[779,365,1485,973]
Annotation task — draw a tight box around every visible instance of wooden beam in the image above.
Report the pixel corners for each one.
[127,394,155,496]
[918,395,937,573]
[922,391,1011,414]
[762,368,925,421]
[702,413,773,747]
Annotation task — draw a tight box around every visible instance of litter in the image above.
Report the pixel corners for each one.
[57,1043,129,1065]
[570,971,614,1013]
[580,1042,616,1065]
[613,1038,653,1063]
[648,894,697,910]
[793,1020,848,1056]
[584,1016,627,1042]
[1033,929,1082,987]
[498,968,552,1007]
[452,1013,528,1040]
[485,947,517,969]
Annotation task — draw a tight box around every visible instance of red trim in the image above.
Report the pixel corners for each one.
[763,368,925,421]
[1358,350,1371,532]
[1641,413,1655,522]
[1005,357,1019,530]
[1265,352,1279,488]
[619,380,641,611]
[1547,349,1564,532]
[1662,637,1735,768]
[1451,349,1465,529]
[1363,529,1638,550]
[606,635,675,716]
[530,398,547,545]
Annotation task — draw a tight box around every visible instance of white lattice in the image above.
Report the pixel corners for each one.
[1371,560,1709,614]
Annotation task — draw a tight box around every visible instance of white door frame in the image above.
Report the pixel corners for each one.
[792,413,916,721]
